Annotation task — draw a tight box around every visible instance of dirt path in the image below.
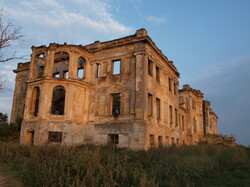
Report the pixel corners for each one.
[0,160,22,187]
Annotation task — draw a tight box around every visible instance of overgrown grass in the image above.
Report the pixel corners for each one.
[0,142,249,187]
[0,124,20,142]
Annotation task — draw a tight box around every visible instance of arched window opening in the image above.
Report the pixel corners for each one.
[53,52,69,79]
[51,86,66,115]
[30,87,40,116]
[78,57,85,78]
[36,53,45,78]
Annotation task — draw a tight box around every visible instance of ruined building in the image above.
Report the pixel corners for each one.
[11,29,218,150]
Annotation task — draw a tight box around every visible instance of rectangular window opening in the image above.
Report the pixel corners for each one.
[53,72,60,78]
[169,105,173,126]
[96,63,100,78]
[148,93,153,117]
[48,131,62,142]
[171,137,175,145]
[78,68,84,79]
[158,136,163,147]
[175,108,178,127]
[107,134,119,145]
[156,66,160,82]
[156,98,161,120]
[63,71,68,79]
[148,59,153,76]
[113,60,121,75]
[150,134,154,147]
[112,93,121,117]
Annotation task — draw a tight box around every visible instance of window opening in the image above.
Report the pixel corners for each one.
[78,57,85,78]
[150,134,154,147]
[51,86,66,115]
[107,134,119,145]
[63,71,68,79]
[156,98,161,120]
[53,52,69,79]
[48,131,62,142]
[158,136,163,147]
[171,137,175,145]
[175,108,178,127]
[113,60,121,75]
[169,105,173,126]
[31,87,40,117]
[148,93,153,117]
[112,93,121,117]
[53,72,60,78]
[26,130,34,145]
[96,63,100,78]
[37,65,44,78]
[156,66,160,82]
[148,59,153,76]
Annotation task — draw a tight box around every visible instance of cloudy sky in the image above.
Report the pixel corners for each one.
[0,0,249,146]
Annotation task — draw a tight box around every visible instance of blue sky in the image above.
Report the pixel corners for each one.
[0,0,250,146]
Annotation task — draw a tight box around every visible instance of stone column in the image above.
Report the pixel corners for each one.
[29,52,36,80]
[134,51,147,120]
[68,51,77,78]
[44,50,55,79]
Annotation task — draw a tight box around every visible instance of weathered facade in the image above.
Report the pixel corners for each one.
[11,29,218,150]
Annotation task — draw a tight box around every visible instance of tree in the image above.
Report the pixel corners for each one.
[0,8,24,63]
[0,112,8,125]
[0,8,24,91]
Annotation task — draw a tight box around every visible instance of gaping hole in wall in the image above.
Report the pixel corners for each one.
[113,60,121,75]
[96,63,100,78]
[48,131,62,142]
[78,57,85,78]
[171,137,175,145]
[107,134,119,145]
[169,105,173,126]
[148,59,153,76]
[150,134,154,147]
[156,98,161,120]
[158,136,163,147]
[26,130,34,145]
[148,93,153,117]
[36,53,45,78]
[53,52,69,79]
[156,66,160,82]
[30,87,40,117]
[51,86,65,115]
[112,93,121,117]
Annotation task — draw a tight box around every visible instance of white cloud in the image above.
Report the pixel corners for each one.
[3,0,132,46]
[2,65,13,70]
[147,16,167,24]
